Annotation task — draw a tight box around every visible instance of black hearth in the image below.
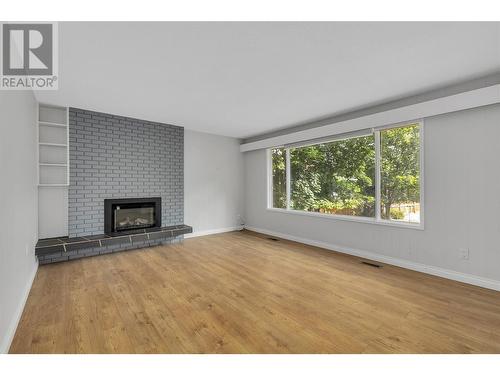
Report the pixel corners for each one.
[104,197,161,234]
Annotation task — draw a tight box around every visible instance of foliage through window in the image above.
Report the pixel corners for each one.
[380,125,420,223]
[290,135,375,217]
[271,148,287,209]
[270,123,422,225]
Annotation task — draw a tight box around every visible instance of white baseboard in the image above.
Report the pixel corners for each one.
[184,226,244,239]
[0,259,38,354]
[245,226,500,292]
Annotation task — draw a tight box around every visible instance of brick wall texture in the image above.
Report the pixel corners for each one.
[68,108,184,237]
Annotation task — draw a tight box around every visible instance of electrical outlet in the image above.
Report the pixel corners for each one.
[459,248,469,260]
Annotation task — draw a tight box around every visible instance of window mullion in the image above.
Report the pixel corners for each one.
[286,148,291,210]
[267,149,273,208]
[375,130,381,221]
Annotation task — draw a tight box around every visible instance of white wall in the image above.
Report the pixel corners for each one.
[244,104,500,289]
[0,91,39,353]
[185,130,244,235]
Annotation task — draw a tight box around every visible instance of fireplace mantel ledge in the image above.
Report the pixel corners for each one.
[35,224,193,257]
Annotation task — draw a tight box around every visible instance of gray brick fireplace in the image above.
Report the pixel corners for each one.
[36,108,190,264]
[68,108,184,237]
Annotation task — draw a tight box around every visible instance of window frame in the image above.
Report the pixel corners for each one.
[267,120,424,230]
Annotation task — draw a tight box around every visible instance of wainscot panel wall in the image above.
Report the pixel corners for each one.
[243,104,500,287]
[69,108,184,237]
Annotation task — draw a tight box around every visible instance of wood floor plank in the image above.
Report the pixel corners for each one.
[9,230,500,353]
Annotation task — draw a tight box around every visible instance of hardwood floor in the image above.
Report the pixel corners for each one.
[10,230,500,353]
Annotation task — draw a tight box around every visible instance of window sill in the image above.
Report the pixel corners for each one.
[266,208,424,230]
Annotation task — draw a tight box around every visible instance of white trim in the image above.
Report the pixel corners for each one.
[184,226,244,238]
[36,102,40,198]
[240,84,500,152]
[66,107,70,186]
[374,130,381,220]
[285,148,291,209]
[266,207,423,230]
[418,122,425,226]
[244,226,500,292]
[266,149,272,208]
[0,260,38,354]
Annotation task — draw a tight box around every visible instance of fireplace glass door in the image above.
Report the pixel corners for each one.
[114,205,155,231]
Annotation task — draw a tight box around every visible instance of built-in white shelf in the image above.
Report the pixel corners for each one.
[39,142,67,147]
[39,163,68,167]
[38,184,70,187]
[38,103,69,239]
[38,111,69,184]
[39,121,67,128]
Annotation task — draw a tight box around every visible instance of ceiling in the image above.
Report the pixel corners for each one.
[36,22,500,139]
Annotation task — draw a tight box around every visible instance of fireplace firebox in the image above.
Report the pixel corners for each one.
[104,197,161,234]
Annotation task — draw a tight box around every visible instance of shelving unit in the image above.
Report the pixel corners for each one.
[38,104,69,186]
[38,104,69,239]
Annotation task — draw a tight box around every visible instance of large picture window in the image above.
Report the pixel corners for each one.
[269,122,423,226]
